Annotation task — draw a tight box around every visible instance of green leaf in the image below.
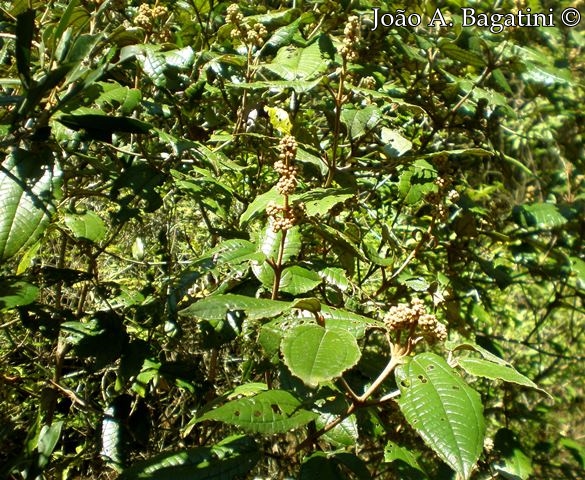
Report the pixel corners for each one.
[396,353,485,479]
[440,42,485,67]
[318,267,351,292]
[0,148,59,261]
[384,441,427,475]
[178,294,291,321]
[513,202,568,229]
[261,16,302,53]
[57,113,151,134]
[299,305,383,338]
[279,266,322,295]
[340,105,381,140]
[37,421,63,470]
[101,397,130,470]
[119,435,260,479]
[458,358,543,390]
[53,0,81,46]
[493,428,533,480]
[0,278,39,310]
[64,210,107,242]
[263,41,327,81]
[318,412,358,448]
[294,188,354,217]
[264,106,292,135]
[252,225,302,288]
[281,324,361,387]
[95,84,142,115]
[227,78,323,93]
[450,343,550,397]
[195,390,318,434]
[569,256,585,291]
[239,188,281,227]
[398,159,437,205]
[312,223,367,263]
[380,127,413,158]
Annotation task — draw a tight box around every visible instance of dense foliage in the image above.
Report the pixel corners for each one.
[1,0,584,478]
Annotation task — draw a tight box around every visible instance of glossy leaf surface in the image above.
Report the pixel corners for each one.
[396,353,485,479]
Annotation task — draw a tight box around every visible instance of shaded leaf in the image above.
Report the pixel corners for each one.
[16,9,35,88]
[119,435,260,479]
[513,202,568,229]
[340,105,381,140]
[384,441,427,475]
[195,390,318,434]
[493,428,534,480]
[440,42,485,67]
[0,278,38,310]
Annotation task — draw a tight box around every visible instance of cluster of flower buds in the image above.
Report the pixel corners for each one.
[135,3,168,29]
[383,298,448,343]
[267,201,306,232]
[266,135,306,232]
[359,76,377,90]
[134,3,171,41]
[275,135,299,196]
[340,16,361,62]
[226,4,267,48]
[425,174,459,221]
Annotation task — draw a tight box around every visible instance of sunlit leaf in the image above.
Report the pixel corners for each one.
[64,210,107,242]
[0,148,59,261]
[396,353,485,479]
[179,294,291,321]
[282,324,361,387]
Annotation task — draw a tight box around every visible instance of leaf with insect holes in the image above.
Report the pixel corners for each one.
[396,353,485,480]
[194,390,318,434]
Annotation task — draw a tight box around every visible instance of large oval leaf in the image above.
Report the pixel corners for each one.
[194,390,318,434]
[0,148,59,260]
[395,352,485,479]
[281,324,361,387]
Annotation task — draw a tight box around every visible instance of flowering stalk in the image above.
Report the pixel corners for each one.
[266,135,305,299]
